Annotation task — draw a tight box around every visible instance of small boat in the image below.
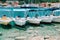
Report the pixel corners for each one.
[52,10,60,22]
[52,16,60,22]
[0,9,13,26]
[40,15,53,23]
[0,17,12,25]
[13,9,30,26]
[13,17,27,26]
[27,17,42,25]
[26,9,42,25]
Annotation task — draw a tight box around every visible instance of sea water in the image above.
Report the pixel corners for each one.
[0,23,60,40]
[0,7,60,40]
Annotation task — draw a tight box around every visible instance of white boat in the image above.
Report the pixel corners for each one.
[52,16,60,22]
[40,15,53,23]
[27,17,42,25]
[26,9,42,25]
[0,17,12,25]
[52,10,60,22]
[13,9,30,26]
[13,18,27,26]
[0,9,13,25]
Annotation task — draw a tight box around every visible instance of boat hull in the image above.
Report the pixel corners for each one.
[0,18,12,25]
[52,16,60,22]
[14,18,27,26]
[40,16,53,23]
[27,17,41,25]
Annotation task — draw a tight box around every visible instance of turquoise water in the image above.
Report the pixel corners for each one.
[0,23,60,40]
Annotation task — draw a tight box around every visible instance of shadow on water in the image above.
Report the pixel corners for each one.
[26,22,44,27]
[41,22,54,26]
[14,25,29,31]
[40,24,45,27]
[0,21,30,31]
[14,22,45,31]
[1,21,59,30]
[1,24,12,29]
[52,22,60,24]
[14,23,30,31]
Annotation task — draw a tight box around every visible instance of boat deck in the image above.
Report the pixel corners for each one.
[0,23,60,40]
